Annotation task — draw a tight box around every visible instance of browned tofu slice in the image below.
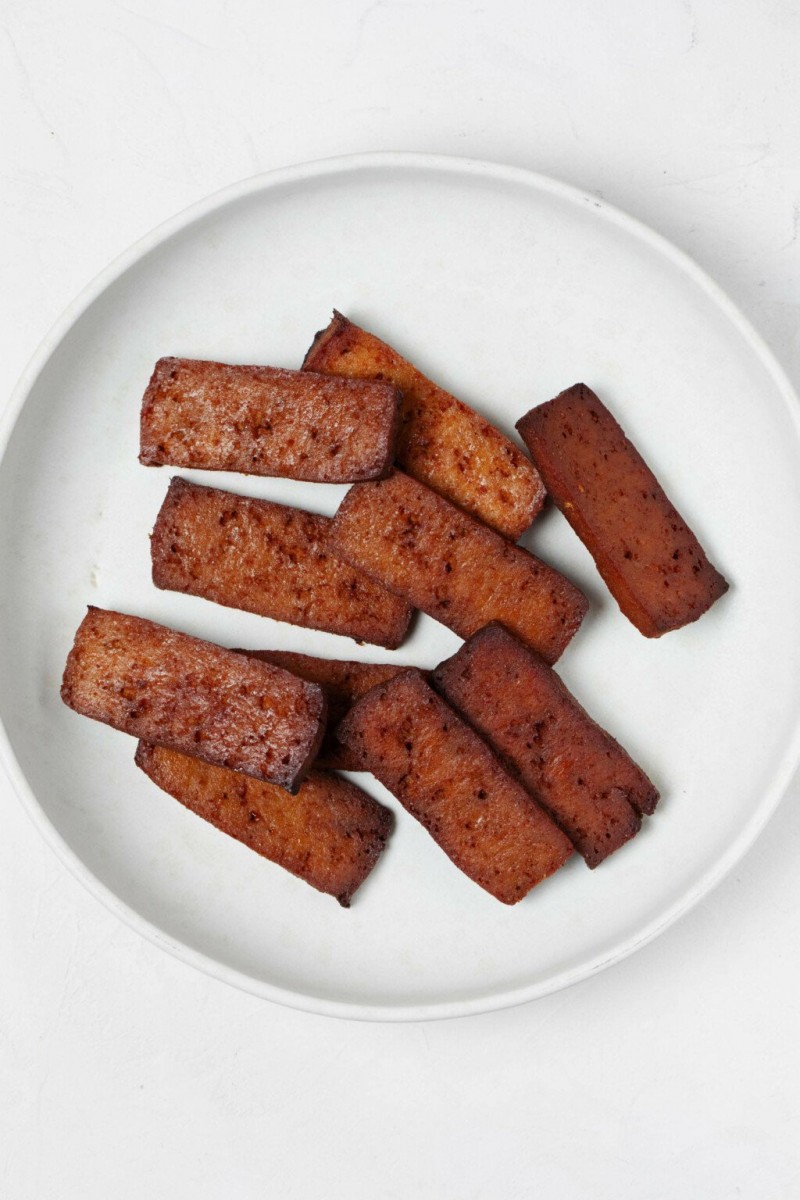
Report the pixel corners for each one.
[135,743,392,906]
[302,312,545,538]
[151,478,412,649]
[329,470,587,664]
[139,357,401,483]
[516,384,729,636]
[61,608,326,792]
[433,625,658,867]
[239,650,421,770]
[337,669,573,904]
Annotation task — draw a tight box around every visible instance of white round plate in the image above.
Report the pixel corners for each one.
[2,153,800,1022]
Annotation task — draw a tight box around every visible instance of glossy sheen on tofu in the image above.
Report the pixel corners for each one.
[329,469,587,664]
[135,743,393,906]
[337,669,573,904]
[139,357,401,483]
[150,478,413,649]
[60,607,326,792]
[516,384,729,636]
[302,312,545,538]
[239,650,423,771]
[433,625,658,868]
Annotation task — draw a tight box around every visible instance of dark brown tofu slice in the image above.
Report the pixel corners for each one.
[239,650,422,771]
[433,625,658,867]
[139,357,401,483]
[151,478,412,649]
[303,312,545,538]
[516,384,729,636]
[61,607,326,792]
[337,669,573,904]
[329,470,587,664]
[135,742,392,907]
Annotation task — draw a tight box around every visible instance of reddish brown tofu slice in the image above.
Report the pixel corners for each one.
[329,470,587,664]
[433,625,658,867]
[516,384,729,636]
[61,608,326,792]
[135,742,392,906]
[303,312,545,538]
[337,669,573,904]
[239,650,421,771]
[139,357,401,483]
[151,478,412,649]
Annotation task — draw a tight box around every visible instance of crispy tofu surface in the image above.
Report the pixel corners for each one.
[135,743,392,906]
[239,650,420,770]
[61,608,326,791]
[434,625,657,867]
[329,470,587,664]
[140,357,401,483]
[516,384,729,636]
[151,478,412,648]
[337,669,573,903]
[303,312,545,538]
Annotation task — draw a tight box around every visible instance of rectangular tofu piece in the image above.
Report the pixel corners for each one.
[337,669,573,904]
[329,470,587,664]
[433,625,658,867]
[61,608,326,792]
[303,312,545,538]
[139,357,401,483]
[239,650,421,771]
[135,743,392,906]
[151,478,412,649]
[516,384,729,636]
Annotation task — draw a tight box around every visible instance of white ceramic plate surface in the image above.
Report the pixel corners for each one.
[2,153,800,1021]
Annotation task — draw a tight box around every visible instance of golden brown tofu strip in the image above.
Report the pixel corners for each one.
[61,608,326,792]
[337,670,573,904]
[303,312,545,538]
[434,625,657,867]
[516,384,729,636]
[329,470,587,664]
[139,357,401,483]
[135,743,392,906]
[151,478,412,649]
[239,650,422,771]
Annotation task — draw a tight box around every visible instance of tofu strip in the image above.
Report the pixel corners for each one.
[303,312,545,538]
[337,669,573,904]
[151,478,413,649]
[329,470,587,664]
[61,607,326,792]
[434,625,658,867]
[516,384,729,636]
[135,743,393,907]
[140,357,401,483]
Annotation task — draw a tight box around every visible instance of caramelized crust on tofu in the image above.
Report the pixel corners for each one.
[337,669,573,903]
[135,743,392,906]
[302,312,545,538]
[329,470,587,664]
[151,478,412,649]
[434,625,658,867]
[60,608,326,792]
[239,650,421,770]
[516,384,729,636]
[139,357,401,483]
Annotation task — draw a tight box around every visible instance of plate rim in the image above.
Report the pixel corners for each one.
[2,149,800,1022]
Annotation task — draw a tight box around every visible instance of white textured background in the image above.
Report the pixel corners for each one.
[2,2,800,1197]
